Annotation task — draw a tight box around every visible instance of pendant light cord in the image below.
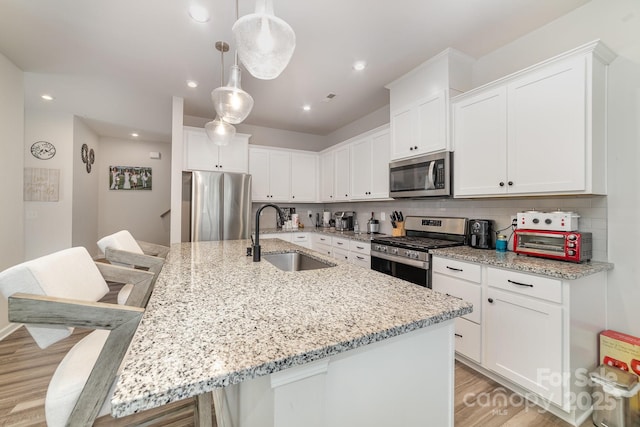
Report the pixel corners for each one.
[235,0,239,66]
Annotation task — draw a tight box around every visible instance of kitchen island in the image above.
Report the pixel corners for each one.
[111,239,472,427]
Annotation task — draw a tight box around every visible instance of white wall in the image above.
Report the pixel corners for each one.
[23,109,75,260]
[72,117,100,254]
[98,136,171,249]
[0,52,24,337]
[324,105,390,148]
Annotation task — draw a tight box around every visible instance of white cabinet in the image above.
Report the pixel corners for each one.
[319,151,335,202]
[183,126,249,173]
[390,91,448,160]
[350,128,390,200]
[386,48,474,161]
[349,240,371,269]
[432,257,482,363]
[290,232,311,248]
[334,146,350,201]
[311,234,332,257]
[249,147,317,202]
[290,152,317,202]
[453,41,615,197]
[249,148,290,202]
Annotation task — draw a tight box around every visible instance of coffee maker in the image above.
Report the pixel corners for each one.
[468,219,494,249]
[334,211,355,231]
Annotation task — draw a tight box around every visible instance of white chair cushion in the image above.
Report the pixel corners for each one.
[117,284,134,305]
[97,230,143,256]
[45,330,113,427]
[0,247,110,349]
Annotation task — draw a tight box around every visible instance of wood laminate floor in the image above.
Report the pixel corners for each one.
[1,285,592,426]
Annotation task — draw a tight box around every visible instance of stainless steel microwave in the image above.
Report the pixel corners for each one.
[389,152,452,198]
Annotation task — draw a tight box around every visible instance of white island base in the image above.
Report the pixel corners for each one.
[212,319,455,427]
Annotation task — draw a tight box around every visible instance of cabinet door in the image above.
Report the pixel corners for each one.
[320,151,335,202]
[416,91,447,154]
[184,128,221,171]
[290,153,317,202]
[507,56,586,194]
[453,87,508,197]
[268,151,291,202]
[390,106,416,160]
[350,137,372,200]
[219,135,248,173]
[485,287,563,407]
[369,130,390,198]
[334,146,351,201]
[248,148,270,201]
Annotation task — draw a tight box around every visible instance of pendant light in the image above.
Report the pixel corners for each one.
[232,0,296,80]
[205,42,236,146]
[212,1,254,124]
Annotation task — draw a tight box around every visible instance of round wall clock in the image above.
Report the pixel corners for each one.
[30,141,56,160]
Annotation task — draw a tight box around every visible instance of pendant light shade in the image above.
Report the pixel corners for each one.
[205,116,236,146]
[211,65,254,124]
[232,0,296,80]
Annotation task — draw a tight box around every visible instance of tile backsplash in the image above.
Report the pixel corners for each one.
[253,195,608,261]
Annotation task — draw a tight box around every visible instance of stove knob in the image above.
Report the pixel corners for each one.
[381,246,388,253]
[390,247,398,255]
[532,218,540,224]
[404,250,411,257]
[568,250,576,256]
[545,218,552,224]
[567,234,577,241]
[568,242,576,248]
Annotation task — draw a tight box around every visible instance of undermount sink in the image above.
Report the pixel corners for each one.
[263,251,336,272]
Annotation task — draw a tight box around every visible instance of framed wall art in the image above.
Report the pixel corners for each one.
[109,166,152,190]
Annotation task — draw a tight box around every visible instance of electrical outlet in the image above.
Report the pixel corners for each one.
[380,212,386,221]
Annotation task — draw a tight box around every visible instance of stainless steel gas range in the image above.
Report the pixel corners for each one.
[371,216,468,288]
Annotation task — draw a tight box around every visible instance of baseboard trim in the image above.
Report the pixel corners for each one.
[0,323,21,341]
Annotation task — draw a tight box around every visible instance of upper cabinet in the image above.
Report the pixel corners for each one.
[333,145,351,201]
[386,48,474,161]
[319,151,335,202]
[453,41,616,198]
[249,146,317,203]
[350,127,390,200]
[183,126,249,173]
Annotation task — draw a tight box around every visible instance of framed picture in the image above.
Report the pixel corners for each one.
[109,166,152,190]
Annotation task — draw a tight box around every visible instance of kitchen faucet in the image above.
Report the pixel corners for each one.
[253,203,285,262]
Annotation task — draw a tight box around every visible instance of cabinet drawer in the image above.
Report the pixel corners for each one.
[312,234,332,245]
[432,273,481,324]
[332,237,350,249]
[455,317,481,364]
[313,243,332,257]
[432,257,481,283]
[488,267,562,303]
[333,247,349,261]
[349,240,371,255]
[349,253,371,269]
[291,233,309,245]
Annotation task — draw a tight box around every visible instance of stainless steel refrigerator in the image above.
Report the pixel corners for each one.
[181,171,252,242]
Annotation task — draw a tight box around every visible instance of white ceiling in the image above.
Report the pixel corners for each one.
[0,0,591,141]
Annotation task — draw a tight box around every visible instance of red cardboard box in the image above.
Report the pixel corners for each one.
[600,330,640,378]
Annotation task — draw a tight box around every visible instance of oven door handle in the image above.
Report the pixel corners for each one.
[371,252,429,269]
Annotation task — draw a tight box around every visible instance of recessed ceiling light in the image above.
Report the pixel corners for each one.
[353,61,367,71]
[41,94,54,101]
[131,133,139,138]
[303,105,311,111]
[187,80,198,88]
[188,5,210,23]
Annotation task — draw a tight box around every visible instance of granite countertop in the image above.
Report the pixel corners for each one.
[258,227,387,243]
[111,239,471,417]
[430,246,613,280]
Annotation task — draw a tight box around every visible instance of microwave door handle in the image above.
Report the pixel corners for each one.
[425,161,436,189]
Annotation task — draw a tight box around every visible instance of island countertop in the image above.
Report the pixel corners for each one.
[111,239,472,417]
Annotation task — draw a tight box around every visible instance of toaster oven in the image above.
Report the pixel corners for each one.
[514,229,592,263]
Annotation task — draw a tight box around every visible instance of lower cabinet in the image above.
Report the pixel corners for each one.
[310,234,370,268]
[431,255,607,424]
[311,234,333,257]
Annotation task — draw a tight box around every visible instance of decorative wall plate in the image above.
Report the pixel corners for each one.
[30,141,56,160]
[81,143,88,163]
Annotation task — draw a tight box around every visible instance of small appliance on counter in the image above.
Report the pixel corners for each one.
[334,211,355,231]
[517,210,579,231]
[367,212,380,234]
[276,207,296,229]
[468,219,494,249]
[322,211,332,228]
[514,229,592,263]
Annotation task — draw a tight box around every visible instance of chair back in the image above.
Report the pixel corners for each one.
[0,247,109,348]
[97,230,143,257]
